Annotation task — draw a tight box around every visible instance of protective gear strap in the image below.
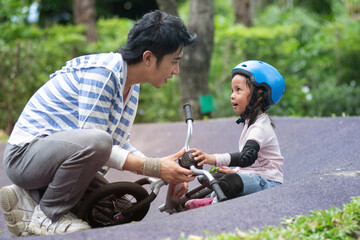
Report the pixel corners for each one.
[229,140,260,167]
[142,157,161,178]
[236,89,264,124]
[218,173,244,199]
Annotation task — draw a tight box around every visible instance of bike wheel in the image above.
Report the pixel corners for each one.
[78,181,150,228]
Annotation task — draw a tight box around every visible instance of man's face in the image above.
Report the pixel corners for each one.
[149,47,183,88]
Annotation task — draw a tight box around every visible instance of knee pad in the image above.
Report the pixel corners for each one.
[218,173,244,199]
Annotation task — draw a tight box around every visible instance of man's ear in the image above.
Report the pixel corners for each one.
[143,50,155,66]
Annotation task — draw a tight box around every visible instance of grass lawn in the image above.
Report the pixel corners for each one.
[179,196,360,240]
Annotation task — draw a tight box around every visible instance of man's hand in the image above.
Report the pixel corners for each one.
[160,148,195,184]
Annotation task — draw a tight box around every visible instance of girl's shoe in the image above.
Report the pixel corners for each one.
[185,197,215,210]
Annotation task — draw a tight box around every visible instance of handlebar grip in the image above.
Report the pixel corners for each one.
[210,179,227,202]
[183,103,193,123]
[179,151,203,170]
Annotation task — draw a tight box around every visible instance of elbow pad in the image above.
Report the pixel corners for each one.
[229,140,260,167]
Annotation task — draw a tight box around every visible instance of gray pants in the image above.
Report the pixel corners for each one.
[3,129,112,222]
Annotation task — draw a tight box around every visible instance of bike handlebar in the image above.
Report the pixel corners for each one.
[183,103,193,123]
[183,103,193,151]
[209,179,227,202]
[190,166,227,202]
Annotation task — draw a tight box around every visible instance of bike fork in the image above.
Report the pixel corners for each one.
[159,104,193,214]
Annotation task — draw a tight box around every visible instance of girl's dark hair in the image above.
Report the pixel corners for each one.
[244,76,275,128]
[119,10,197,65]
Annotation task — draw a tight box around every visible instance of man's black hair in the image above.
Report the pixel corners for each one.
[119,10,197,65]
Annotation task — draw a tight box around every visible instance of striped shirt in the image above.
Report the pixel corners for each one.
[8,52,142,156]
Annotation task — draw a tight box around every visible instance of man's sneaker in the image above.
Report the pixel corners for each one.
[28,205,91,235]
[185,197,215,210]
[0,185,37,237]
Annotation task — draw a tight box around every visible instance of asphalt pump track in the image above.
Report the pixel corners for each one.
[1,116,359,239]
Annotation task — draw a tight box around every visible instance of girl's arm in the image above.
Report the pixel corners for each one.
[190,139,259,168]
[218,166,236,174]
[189,148,217,166]
[228,140,260,167]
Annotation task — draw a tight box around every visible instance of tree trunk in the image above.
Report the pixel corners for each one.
[178,0,214,120]
[233,0,252,27]
[156,0,179,16]
[73,0,98,43]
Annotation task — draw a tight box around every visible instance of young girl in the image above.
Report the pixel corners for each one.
[185,60,285,209]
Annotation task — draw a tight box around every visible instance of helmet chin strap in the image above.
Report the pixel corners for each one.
[236,88,263,124]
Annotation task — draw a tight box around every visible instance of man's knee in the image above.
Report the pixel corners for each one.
[218,173,244,199]
[86,129,112,159]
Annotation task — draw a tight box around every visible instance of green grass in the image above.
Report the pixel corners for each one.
[178,196,360,240]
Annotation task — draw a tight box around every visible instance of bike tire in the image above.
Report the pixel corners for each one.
[78,181,150,228]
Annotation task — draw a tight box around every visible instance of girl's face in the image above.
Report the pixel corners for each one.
[230,74,252,115]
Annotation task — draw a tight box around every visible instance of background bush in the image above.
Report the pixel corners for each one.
[209,3,360,119]
[0,21,87,132]
[1,0,360,133]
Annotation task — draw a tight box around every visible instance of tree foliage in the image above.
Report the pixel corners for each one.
[209,1,360,119]
[1,0,360,134]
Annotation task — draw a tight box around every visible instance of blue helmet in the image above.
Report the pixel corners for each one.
[231,60,285,109]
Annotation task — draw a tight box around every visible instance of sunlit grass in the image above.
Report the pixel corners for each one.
[176,196,360,240]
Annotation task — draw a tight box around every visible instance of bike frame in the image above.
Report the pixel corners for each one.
[158,104,226,213]
[79,104,226,227]
[157,104,193,213]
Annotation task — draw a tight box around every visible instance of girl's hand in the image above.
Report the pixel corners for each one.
[189,148,216,166]
[218,166,236,174]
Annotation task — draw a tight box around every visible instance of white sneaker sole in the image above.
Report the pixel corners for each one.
[28,218,91,235]
[28,207,91,236]
[0,185,36,237]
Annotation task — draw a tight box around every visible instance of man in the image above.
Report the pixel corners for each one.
[0,10,197,236]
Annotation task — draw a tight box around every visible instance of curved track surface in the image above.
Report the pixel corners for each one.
[1,116,359,239]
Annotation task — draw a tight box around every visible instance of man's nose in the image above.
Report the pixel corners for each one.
[173,64,180,75]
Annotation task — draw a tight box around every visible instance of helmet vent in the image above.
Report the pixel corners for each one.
[242,64,247,67]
